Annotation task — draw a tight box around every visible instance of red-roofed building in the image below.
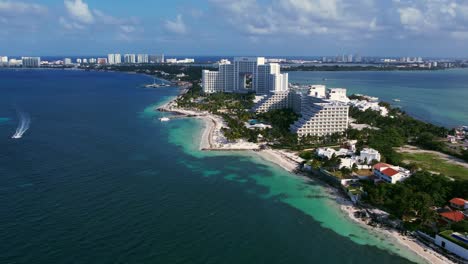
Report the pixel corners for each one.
[439,211,465,223]
[373,163,411,184]
[373,163,392,171]
[449,198,468,210]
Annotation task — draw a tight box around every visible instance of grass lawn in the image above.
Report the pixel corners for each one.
[401,152,468,181]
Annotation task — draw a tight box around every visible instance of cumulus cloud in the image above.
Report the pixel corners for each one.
[209,0,379,38]
[207,0,468,43]
[64,0,94,24]
[164,14,187,34]
[0,0,47,15]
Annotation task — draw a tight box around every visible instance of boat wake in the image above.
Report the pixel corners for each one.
[11,111,30,139]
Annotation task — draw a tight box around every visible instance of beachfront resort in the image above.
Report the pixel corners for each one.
[198,57,468,262]
[202,57,350,138]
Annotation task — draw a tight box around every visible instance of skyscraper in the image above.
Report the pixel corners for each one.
[124,54,136,64]
[137,54,149,64]
[22,57,40,68]
[202,57,288,94]
[107,54,121,64]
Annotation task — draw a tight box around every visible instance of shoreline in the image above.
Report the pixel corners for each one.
[339,203,456,264]
[157,97,460,264]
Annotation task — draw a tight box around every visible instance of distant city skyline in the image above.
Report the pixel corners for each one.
[1,0,468,57]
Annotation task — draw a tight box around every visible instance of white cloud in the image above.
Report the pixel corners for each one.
[64,0,94,24]
[398,7,426,31]
[209,0,379,38]
[0,1,47,15]
[59,16,85,30]
[164,14,187,34]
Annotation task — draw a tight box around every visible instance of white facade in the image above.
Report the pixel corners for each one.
[22,57,40,67]
[234,57,264,92]
[309,85,327,98]
[290,96,349,137]
[124,54,136,64]
[257,63,288,94]
[0,56,8,64]
[252,91,291,112]
[373,163,411,184]
[137,54,149,64]
[202,70,223,94]
[435,233,467,260]
[64,58,72,65]
[316,148,337,159]
[107,54,121,65]
[203,57,287,94]
[202,60,234,94]
[328,88,350,103]
[359,148,381,164]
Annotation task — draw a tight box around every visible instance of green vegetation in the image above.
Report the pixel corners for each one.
[81,64,206,81]
[439,230,468,249]
[451,220,468,233]
[401,152,468,181]
[347,104,451,164]
[363,171,468,230]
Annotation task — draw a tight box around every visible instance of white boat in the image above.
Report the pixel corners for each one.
[159,117,170,122]
[393,98,401,102]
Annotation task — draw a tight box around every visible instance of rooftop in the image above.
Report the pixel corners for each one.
[381,168,399,177]
[440,211,465,222]
[450,198,467,206]
[373,162,392,170]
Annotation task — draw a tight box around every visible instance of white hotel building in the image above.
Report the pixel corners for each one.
[202,57,288,94]
[107,54,121,64]
[202,57,349,138]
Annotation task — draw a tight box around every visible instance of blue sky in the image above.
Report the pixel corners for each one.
[1,0,468,57]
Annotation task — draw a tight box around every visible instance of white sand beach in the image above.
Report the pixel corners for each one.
[339,202,456,264]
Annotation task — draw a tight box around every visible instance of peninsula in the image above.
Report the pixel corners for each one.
[157,57,468,264]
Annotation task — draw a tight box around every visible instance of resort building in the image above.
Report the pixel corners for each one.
[251,91,292,112]
[359,148,381,164]
[328,88,350,103]
[316,148,338,159]
[124,54,136,64]
[252,85,349,137]
[107,54,121,64]
[21,57,40,68]
[290,96,349,137]
[137,54,149,64]
[308,85,327,98]
[435,231,468,260]
[202,57,288,94]
[373,163,411,184]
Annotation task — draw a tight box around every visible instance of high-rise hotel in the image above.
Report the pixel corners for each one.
[202,57,289,94]
[202,57,349,138]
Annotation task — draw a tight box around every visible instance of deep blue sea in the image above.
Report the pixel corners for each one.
[0,69,442,263]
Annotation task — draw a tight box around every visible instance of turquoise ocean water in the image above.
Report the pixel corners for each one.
[3,69,465,263]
